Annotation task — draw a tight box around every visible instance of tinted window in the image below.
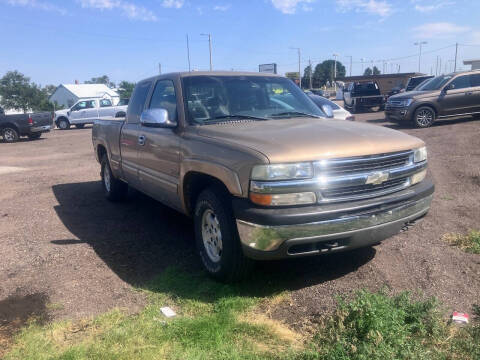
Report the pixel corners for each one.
[449,75,471,90]
[99,99,112,107]
[469,74,480,87]
[127,81,152,123]
[417,75,453,91]
[149,80,177,121]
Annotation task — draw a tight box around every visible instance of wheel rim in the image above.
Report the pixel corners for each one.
[4,129,16,141]
[59,120,67,129]
[201,209,223,263]
[416,110,433,126]
[103,166,111,192]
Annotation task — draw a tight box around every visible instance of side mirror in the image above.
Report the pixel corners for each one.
[140,108,177,128]
[321,104,334,118]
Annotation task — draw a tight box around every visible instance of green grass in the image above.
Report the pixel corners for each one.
[443,230,480,254]
[4,269,480,360]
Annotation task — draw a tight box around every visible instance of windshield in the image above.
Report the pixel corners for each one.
[182,75,323,124]
[416,75,453,91]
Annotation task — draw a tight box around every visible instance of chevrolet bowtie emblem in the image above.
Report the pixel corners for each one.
[365,171,389,185]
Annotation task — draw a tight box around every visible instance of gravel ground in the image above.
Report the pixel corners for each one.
[1,113,479,346]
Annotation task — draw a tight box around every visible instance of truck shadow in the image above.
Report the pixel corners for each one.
[51,181,376,297]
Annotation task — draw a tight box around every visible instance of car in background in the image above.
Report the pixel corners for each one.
[386,70,480,128]
[343,81,385,113]
[54,98,128,130]
[389,75,434,96]
[117,98,129,106]
[0,107,52,143]
[307,94,355,121]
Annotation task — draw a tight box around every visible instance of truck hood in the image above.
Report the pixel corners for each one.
[195,118,424,163]
[389,90,441,100]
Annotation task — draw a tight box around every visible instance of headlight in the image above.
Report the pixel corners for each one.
[251,163,313,181]
[400,99,413,107]
[413,146,427,163]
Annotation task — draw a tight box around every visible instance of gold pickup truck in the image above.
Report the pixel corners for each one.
[92,72,434,282]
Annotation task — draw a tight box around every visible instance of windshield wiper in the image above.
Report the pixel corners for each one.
[269,111,320,118]
[205,114,268,122]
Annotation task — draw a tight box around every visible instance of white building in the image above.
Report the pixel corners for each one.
[463,59,480,70]
[49,84,120,108]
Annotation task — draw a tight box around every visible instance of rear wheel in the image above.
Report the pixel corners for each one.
[75,124,85,129]
[57,118,70,130]
[101,154,128,201]
[2,127,19,143]
[28,133,42,140]
[413,106,435,128]
[194,187,253,282]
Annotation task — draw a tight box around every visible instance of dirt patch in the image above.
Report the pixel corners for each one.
[0,292,50,356]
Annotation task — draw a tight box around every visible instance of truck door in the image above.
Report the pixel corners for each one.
[98,99,114,119]
[120,80,152,186]
[136,79,182,210]
[440,75,473,116]
[83,100,99,123]
[69,101,88,123]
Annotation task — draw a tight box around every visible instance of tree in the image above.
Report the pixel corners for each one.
[372,66,381,75]
[364,67,373,76]
[0,71,37,113]
[118,81,135,99]
[85,75,115,88]
[312,60,346,88]
[363,66,381,76]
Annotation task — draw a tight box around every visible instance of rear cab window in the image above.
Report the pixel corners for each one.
[127,81,152,123]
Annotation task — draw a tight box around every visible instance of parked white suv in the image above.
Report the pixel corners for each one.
[55,98,128,129]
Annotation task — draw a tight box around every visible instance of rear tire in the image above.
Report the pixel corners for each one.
[57,118,70,130]
[2,127,19,143]
[194,187,253,282]
[101,154,128,201]
[75,124,85,129]
[28,133,42,140]
[413,106,435,128]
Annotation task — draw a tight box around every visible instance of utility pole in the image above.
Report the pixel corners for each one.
[435,56,439,76]
[158,63,161,74]
[454,42,458,72]
[414,41,427,73]
[360,58,365,74]
[439,58,442,74]
[289,47,301,88]
[186,34,191,72]
[333,53,339,91]
[309,58,313,89]
[200,33,213,71]
[346,55,352,76]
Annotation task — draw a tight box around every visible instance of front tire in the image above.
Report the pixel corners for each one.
[57,118,70,130]
[2,127,19,143]
[194,187,253,282]
[413,106,435,128]
[100,155,128,201]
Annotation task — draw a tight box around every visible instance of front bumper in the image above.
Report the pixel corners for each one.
[385,106,412,122]
[234,180,434,260]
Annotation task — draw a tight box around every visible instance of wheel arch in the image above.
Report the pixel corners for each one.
[411,102,439,119]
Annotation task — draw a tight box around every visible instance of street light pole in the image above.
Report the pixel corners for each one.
[414,41,427,73]
[360,58,365,74]
[186,34,191,72]
[200,33,213,71]
[346,55,352,76]
[333,53,339,91]
[289,47,301,88]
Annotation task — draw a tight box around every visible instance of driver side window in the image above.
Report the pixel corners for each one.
[149,80,177,121]
[449,76,471,90]
[72,101,87,111]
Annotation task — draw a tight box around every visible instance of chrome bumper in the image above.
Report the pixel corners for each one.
[31,125,51,132]
[237,194,432,257]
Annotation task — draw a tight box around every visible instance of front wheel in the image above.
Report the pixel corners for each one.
[28,133,42,140]
[57,118,70,130]
[413,106,435,128]
[2,127,19,143]
[194,188,253,282]
[101,155,128,201]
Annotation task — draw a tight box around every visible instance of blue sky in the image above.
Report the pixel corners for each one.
[1,0,479,86]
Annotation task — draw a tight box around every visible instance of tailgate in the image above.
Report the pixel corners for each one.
[30,112,53,126]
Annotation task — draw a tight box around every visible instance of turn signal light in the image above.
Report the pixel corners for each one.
[249,193,272,206]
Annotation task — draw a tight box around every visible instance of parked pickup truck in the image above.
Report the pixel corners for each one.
[92,72,434,282]
[343,81,386,113]
[55,98,127,129]
[0,107,52,143]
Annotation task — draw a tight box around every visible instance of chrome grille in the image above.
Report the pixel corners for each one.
[317,151,411,176]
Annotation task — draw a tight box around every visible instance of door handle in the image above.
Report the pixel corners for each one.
[138,135,146,146]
